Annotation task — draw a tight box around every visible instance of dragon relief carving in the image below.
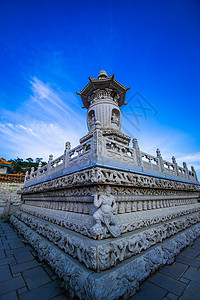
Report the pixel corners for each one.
[18,201,200,240]
[21,167,200,195]
[10,215,200,296]
[91,186,121,238]
[12,209,200,271]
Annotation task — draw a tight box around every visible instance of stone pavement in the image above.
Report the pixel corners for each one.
[0,220,66,300]
[131,238,200,300]
[1,220,200,300]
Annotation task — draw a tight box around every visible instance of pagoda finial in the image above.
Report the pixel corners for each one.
[98,70,108,79]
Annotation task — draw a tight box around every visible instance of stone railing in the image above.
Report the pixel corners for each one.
[24,128,198,185]
[133,143,198,182]
[104,137,137,165]
[140,152,160,172]
[67,138,92,167]
[24,138,93,184]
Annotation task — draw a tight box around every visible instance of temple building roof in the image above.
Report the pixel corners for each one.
[0,158,13,166]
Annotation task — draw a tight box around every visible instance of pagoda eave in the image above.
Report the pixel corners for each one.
[78,77,129,109]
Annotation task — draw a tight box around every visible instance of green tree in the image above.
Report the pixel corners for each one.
[26,158,34,163]
[35,158,43,163]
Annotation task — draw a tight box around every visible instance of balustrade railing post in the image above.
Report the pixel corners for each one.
[24,171,29,183]
[92,121,103,161]
[64,141,71,168]
[191,166,198,182]
[132,138,143,167]
[37,162,42,178]
[172,156,179,176]
[156,148,164,172]
[47,154,53,174]
[183,162,190,179]
[30,167,34,180]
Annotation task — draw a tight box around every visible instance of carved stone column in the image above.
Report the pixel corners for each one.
[47,154,53,174]
[156,148,164,172]
[132,138,143,167]
[92,121,103,159]
[172,156,179,176]
[64,141,71,168]
[183,162,190,179]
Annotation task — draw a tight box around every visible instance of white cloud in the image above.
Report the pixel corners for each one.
[122,117,200,180]
[0,78,87,162]
[176,153,200,163]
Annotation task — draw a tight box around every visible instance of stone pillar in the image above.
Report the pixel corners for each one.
[24,171,29,183]
[172,156,179,176]
[30,167,34,179]
[191,166,198,181]
[36,162,42,179]
[47,154,53,174]
[64,141,71,168]
[132,138,142,167]
[92,121,103,160]
[183,162,189,179]
[156,148,164,172]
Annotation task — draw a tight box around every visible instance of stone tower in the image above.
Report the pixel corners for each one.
[78,70,131,145]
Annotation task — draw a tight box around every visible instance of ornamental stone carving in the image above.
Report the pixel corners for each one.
[91,186,121,238]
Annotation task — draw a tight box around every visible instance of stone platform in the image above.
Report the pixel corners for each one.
[10,71,200,299]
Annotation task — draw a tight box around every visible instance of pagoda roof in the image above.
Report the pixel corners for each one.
[77,73,130,109]
[0,158,13,166]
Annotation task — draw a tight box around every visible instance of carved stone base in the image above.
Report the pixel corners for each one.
[10,215,200,300]
[12,208,200,271]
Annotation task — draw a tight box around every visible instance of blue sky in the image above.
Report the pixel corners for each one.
[0,0,200,178]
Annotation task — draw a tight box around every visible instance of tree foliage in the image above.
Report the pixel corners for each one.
[11,157,46,174]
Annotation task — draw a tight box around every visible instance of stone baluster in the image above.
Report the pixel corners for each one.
[183,162,189,179]
[172,156,179,176]
[24,170,29,183]
[156,148,164,172]
[132,138,143,167]
[92,121,103,160]
[64,141,71,168]
[30,167,34,179]
[47,154,53,174]
[191,166,198,181]
[36,161,42,179]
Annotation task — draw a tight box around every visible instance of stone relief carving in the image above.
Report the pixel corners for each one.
[21,167,200,195]
[91,186,121,238]
[18,202,200,240]
[23,192,198,219]
[97,211,200,270]
[13,208,200,271]
[10,215,200,299]
[23,186,198,205]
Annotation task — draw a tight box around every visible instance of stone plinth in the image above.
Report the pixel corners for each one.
[10,71,200,299]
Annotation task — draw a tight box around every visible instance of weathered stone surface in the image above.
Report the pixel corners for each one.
[10,214,200,299]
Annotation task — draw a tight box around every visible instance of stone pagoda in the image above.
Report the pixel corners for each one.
[11,71,200,299]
